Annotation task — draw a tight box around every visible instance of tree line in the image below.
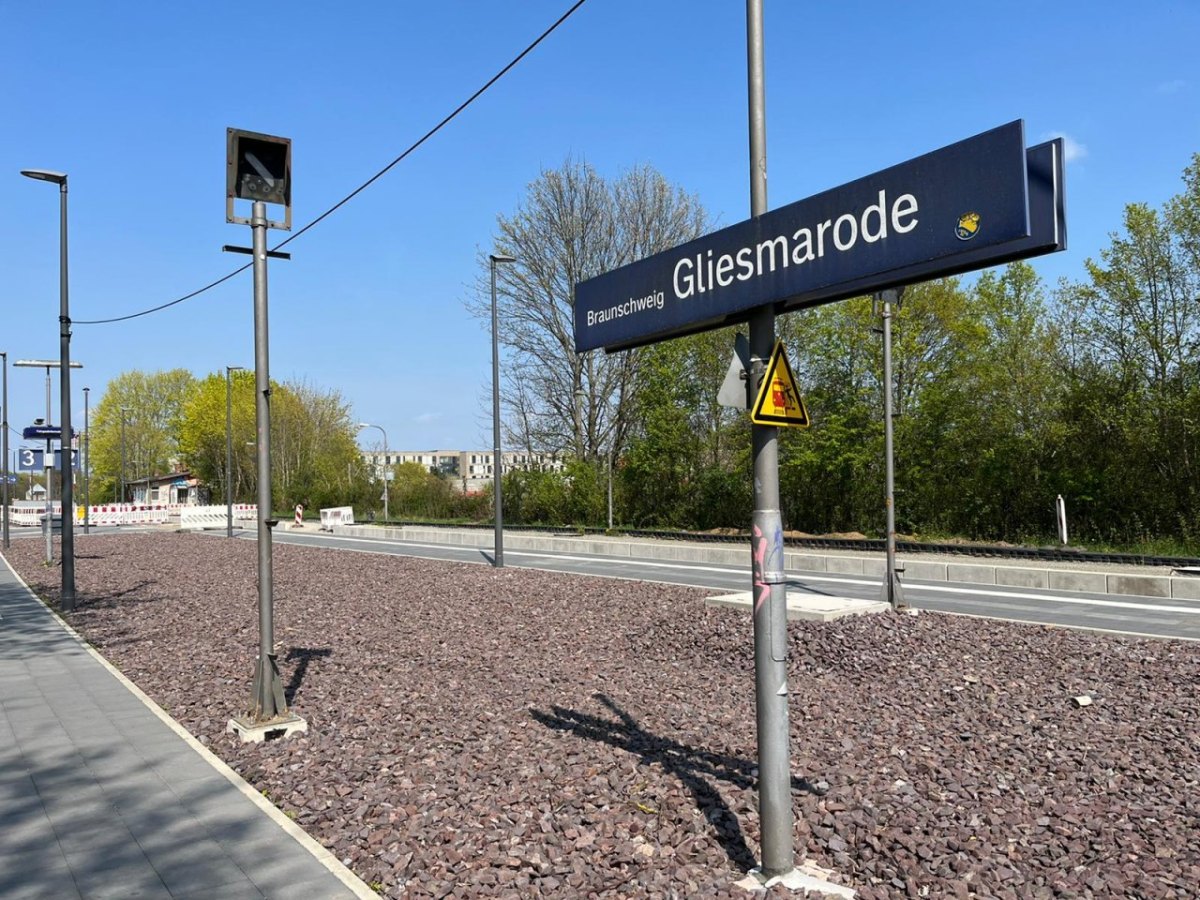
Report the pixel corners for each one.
[479,155,1200,553]
[66,151,1200,552]
[83,370,376,513]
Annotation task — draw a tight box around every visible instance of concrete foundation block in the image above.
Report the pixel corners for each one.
[227,714,308,743]
[704,591,890,623]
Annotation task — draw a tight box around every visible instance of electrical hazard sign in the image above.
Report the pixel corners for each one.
[751,341,810,427]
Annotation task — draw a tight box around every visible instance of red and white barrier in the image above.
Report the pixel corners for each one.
[86,504,171,526]
[180,505,258,530]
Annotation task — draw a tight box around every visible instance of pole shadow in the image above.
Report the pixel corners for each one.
[530,693,826,872]
[283,647,332,705]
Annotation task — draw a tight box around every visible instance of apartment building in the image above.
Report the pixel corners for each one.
[360,449,565,492]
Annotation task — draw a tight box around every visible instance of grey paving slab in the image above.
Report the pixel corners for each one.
[0,560,369,900]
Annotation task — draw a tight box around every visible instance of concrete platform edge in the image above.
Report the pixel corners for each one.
[0,555,377,900]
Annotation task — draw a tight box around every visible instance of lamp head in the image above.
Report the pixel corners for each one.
[21,169,67,186]
[490,254,517,265]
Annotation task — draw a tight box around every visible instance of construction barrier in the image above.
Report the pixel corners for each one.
[86,504,172,526]
[179,505,258,531]
[8,501,62,527]
[319,506,355,531]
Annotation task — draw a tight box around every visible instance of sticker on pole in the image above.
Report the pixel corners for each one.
[751,342,810,427]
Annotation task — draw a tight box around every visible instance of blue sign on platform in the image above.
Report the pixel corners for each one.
[22,424,75,440]
[16,448,79,471]
[574,120,1066,353]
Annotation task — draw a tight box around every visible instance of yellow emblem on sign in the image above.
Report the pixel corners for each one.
[751,341,810,427]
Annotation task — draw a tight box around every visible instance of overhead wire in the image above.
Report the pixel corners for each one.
[75,0,590,326]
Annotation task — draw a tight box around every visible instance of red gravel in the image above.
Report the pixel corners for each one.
[7,533,1200,898]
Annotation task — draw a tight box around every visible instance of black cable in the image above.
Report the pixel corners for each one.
[76,0,589,326]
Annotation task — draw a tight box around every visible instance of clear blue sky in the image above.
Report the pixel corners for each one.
[2,1,1197,457]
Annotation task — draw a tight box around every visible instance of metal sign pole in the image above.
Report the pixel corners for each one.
[880,288,906,610]
[746,0,794,879]
[250,200,286,721]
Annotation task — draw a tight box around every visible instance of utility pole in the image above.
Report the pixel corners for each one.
[878,288,906,610]
[745,0,795,881]
[224,127,305,741]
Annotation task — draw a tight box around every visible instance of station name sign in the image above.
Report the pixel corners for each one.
[574,120,1066,353]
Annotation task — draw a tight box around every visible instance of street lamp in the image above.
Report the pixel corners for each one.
[489,253,516,567]
[119,408,128,503]
[357,423,388,522]
[226,366,245,537]
[21,167,75,610]
[82,386,89,534]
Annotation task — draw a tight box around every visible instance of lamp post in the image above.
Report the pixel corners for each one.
[1,351,8,549]
[490,253,516,567]
[119,408,128,503]
[21,168,75,610]
[82,386,89,534]
[226,366,244,537]
[357,423,388,522]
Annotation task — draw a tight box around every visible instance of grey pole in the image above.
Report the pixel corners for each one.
[250,200,286,721]
[44,366,52,566]
[356,423,389,523]
[1,351,8,549]
[489,253,515,567]
[82,387,89,535]
[225,365,243,538]
[607,446,613,530]
[379,426,389,523]
[119,411,126,504]
[56,179,75,610]
[879,288,906,610]
[746,0,794,879]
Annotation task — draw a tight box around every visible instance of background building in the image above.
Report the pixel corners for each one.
[360,449,565,492]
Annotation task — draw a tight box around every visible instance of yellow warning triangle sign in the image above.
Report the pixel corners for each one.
[751,341,810,427]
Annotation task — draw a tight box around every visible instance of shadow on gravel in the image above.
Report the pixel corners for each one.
[531,693,827,872]
[284,647,332,705]
[81,581,157,608]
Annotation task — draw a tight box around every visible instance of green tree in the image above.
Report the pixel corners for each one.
[177,373,367,513]
[88,369,196,501]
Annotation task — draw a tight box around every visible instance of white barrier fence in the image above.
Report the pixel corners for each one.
[4,502,257,529]
[6,502,176,527]
[86,505,173,526]
[319,506,355,531]
[179,504,257,531]
[9,501,62,527]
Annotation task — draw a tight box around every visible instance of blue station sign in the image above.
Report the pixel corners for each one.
[22,424,74,440]
[574,120,1066,353]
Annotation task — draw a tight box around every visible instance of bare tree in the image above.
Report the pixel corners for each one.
[467,159,710,461]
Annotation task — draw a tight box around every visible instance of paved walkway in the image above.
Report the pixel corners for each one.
[0,561,368,899]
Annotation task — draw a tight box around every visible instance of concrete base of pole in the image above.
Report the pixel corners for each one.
[706,592,890,622]
[227,713,308,743]
[735,862,856,896]
[880,568,908,610]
